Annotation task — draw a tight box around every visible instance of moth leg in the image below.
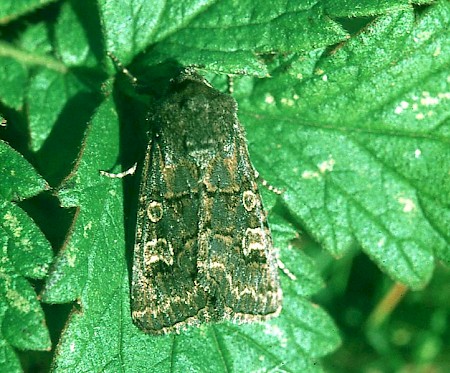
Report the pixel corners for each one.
[253,169,283,195]
[100,163,137,178]
[107,51,138,85]
[226,74,234,94]
[276,258,297,281]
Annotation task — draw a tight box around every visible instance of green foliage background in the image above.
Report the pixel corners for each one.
[0,0,449,372]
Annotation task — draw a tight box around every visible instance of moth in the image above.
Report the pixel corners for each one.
[129,71,282,334]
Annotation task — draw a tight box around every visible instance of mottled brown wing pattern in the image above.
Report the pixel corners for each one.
[131,72,282,334]
[132,142,214,333]
[196,125,282,321]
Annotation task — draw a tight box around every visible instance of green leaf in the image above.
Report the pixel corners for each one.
[41,94,126,304]
[272,218,325,298]
[54,1,102,68]
[100,0,348,75]
[0,140,48,200]
[244,3,449,289]
[0,142,52,370]
[26,68,95,152]
[0,56,28,110]
[0,0,58,23]
[323,0,436,17]
[0,2,103,153]
[0,230,51,351]
[0,141,52,278]
[0,322,22,373]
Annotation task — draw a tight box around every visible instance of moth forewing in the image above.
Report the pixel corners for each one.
[131,71,282,334]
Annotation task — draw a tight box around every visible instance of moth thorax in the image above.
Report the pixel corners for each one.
[188,148,215,169]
